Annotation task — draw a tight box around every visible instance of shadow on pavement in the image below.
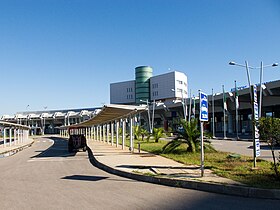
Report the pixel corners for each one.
[31,137,77,158]
[62,175,108,182]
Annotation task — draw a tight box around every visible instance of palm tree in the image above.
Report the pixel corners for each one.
[152,127,165,143]
[162,119,200,153]
[139,127,149,141]
[134,125,141,140]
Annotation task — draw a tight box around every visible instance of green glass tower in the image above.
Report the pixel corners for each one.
[135,66,153,104]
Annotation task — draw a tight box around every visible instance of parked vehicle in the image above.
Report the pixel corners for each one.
[68,127,87,152]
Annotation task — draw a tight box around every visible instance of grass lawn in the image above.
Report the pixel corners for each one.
[121,138,280,189]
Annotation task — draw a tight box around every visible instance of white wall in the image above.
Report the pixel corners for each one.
[150,71,188,101]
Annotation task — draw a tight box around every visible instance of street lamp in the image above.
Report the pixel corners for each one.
[229,61,278,117]
[171,88,187,121]
[230,60,278,168]
[140,99,152,133]
[140,99,164,133]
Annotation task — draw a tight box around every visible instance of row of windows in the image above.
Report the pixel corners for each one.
[152,91,158,97]
[176,80,187,86]
[152,83,159,89]
[127,94,133,99]
[127,88,133,93]
[177,88,187,95]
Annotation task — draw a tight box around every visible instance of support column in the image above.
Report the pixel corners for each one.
[9,128,12,147]
[111,121,114,146]
[129,116,133,152]
[122,119,125,150]
[17,128,20,144]
[14,128,17,145]
[116,120,119,147]
[103,124,105,142]
[106,124,109,144]
[3,128,6,147]
[99,125,101,142]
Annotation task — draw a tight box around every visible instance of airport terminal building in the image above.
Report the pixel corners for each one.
[1,65,280,138]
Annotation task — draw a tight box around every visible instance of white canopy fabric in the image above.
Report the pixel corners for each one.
[63,104,147,128]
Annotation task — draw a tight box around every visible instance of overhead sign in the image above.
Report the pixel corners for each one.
[199,91,208,121]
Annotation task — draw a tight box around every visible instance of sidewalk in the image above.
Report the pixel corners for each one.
[0,139,34,157]
[87,140,280,200]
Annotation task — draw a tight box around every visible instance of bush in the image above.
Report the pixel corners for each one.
[259,117,280,145]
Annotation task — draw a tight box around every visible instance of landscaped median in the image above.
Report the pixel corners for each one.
[134,139,280,189]
[87,139,280,200]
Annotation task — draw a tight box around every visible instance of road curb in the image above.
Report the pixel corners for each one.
[87,145,280,200]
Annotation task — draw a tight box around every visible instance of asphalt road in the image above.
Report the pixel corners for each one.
[0,137,279,210]
[210,139,280,161]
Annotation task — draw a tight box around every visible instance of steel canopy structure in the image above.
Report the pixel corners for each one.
[63,104,147,128]
[0,120,30,148]
[0,120,30,130]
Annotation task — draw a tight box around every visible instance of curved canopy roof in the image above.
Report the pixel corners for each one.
[0,120,30,130]
[62,104,147,128]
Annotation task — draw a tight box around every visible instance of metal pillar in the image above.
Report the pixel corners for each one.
[111,121,114,146]
[116,120,119,147]
[129,116,133,152]
[9,128,12,147]
[122,119,125,150]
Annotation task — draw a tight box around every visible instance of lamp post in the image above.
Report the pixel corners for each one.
[188,89,192,123]
[211,88,215,138]
[259,62,278,117]
[140,99,152,133]
[140,99,164,133]
[229,61,278,117]
[171,89,187,121]
[229,61,278,167]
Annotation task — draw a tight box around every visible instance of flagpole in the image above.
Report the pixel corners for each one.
[222,85,226,139]
[212,88,215,138]
[193,95,196,119]
[188,89,192,122]
[235,80,239,140]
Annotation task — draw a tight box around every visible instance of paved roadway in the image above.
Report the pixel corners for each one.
[0,137,279,210]
[210,139,280,161]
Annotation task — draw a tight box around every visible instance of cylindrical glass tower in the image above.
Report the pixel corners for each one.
[135,66,153,104]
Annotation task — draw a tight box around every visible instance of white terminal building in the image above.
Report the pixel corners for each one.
[110,66,188,131]
[110,66,188,105]
[2,64,280,139]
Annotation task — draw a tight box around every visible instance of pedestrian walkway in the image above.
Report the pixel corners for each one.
[0,138,34,156]
[87,140,280,199]
[87,141,241,185]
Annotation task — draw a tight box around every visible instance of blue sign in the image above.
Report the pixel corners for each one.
[199,91,208,121]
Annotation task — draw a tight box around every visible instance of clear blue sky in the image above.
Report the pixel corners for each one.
[1,0,279,116]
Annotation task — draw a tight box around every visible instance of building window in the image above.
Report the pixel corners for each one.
[127,94,133,100]
[177,88,183,93]
[152,83,158,89]
[177,80,183,85]
[153,91,158,96]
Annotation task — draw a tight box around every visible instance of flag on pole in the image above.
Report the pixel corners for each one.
[222,85,227,111]
[192,96,196,116]
[235,81,239,109]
